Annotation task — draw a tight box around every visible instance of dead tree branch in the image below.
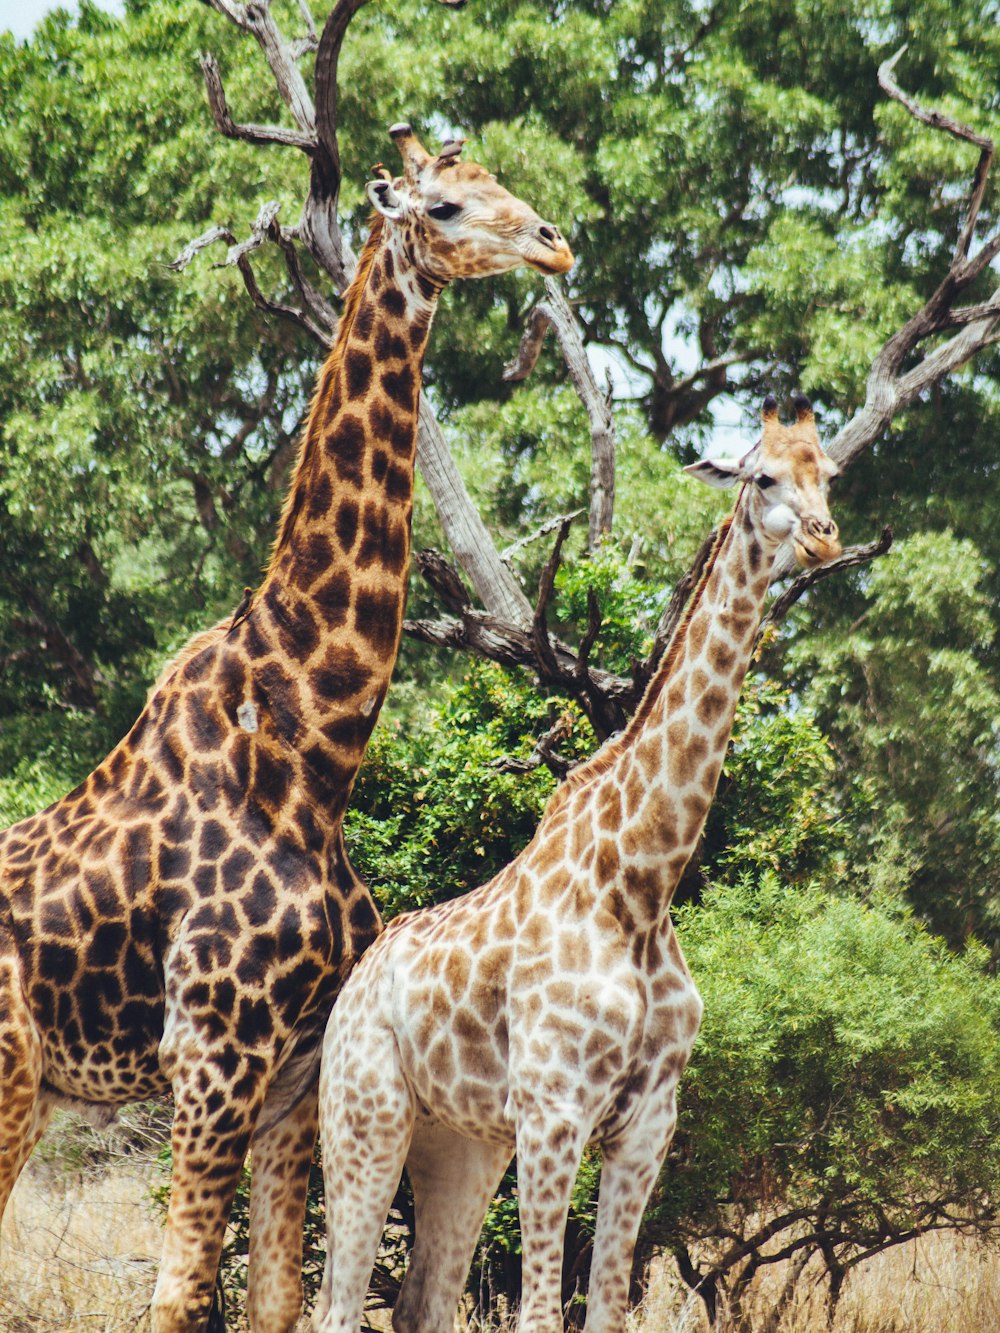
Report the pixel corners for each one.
[754,528,894,651]
[199,51,315,152]
[823,48,1000,480]
[491,715,575,779]
[505,280,616,548]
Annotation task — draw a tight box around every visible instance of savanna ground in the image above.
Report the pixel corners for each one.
[1,1113,997,1333]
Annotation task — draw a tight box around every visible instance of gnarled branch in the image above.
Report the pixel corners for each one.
[505,280,616,548]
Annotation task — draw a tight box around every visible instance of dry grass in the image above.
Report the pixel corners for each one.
[627,1232,1000,1333]
[0,1153,162,1331]
[3,1131,999,1333]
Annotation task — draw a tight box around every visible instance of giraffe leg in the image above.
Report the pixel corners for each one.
[583,1110,678,1333]
[151,1049,269,1333]
[392,1120,513,1333]
[245,1076,319,1333]
[312,1018,415,1333]
[0,937,51,1228]
[514,1108,590,1333]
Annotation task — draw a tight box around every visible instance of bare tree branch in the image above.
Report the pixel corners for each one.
[754,528,894,651]
[199,52,316,152]
[505,281,616,548]
[491,715,575,779]
[878,45,993,265]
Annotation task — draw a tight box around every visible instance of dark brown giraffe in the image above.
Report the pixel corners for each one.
[313,395,840,1333]
[0,124,572,1333]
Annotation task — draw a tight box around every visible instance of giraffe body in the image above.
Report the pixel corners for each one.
[314,396,840,1333]
[0,125,571,1333]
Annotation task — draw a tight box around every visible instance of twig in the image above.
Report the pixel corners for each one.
[505,282,616,548]
[199,52,316,152]
[755,528,894,649]
[491,715,574,779]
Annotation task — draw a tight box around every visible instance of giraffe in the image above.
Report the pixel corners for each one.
[0,123,573,1333]
[313,394,841,1333]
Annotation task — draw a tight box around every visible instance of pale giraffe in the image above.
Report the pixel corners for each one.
[313,394,841,1333]
[0,124,572,1333]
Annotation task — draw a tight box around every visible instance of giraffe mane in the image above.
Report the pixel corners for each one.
[145,618,231,704]
[267,213,387,567]
[543,507,738,818]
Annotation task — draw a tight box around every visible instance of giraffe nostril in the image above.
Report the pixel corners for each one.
[538,224,559,246]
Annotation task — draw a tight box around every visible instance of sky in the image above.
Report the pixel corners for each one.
[0,0,123,41]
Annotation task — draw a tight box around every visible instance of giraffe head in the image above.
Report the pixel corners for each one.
[685,393,841,567]
[365,123,574,281]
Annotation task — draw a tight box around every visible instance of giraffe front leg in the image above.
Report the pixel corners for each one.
[0,942,51,1226]
[246,1073,320,1332]
[514,1104,590,1333]
[583,1102,679,1333]
[152,1043,270,1333]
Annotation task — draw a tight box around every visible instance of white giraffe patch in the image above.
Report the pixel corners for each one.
[236,700,259,733]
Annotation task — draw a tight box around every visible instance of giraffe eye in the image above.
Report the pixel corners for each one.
[428,202,461,221]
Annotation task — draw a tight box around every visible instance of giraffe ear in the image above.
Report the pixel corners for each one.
[366,178,405,220]
[683,456,745,490]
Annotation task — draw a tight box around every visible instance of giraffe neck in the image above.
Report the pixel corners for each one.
[551,488,778,923]
[237,219,442,817]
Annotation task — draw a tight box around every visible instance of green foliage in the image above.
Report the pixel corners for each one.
[649,875,1000,1300]
[345,662,593,920]
[787,530,1000,946]
[702,678,847,885]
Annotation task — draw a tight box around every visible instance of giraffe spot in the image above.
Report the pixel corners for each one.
[38,939,79,982]
[157,842,192,882]
[243,873,278,928]
[323,714,367,754]
[379,287,406,318]
[333,414,366,485]
[253,748,293,812]
[198,820,228,862]
[271,958,322,1023]
[354,587,401,655]
[367,399,394,439]
[86,921,128,969]
[307,472,334,521]
[389,412,414,457]
[371,448,390,484]
[381,249,395,281]
[374,326,407,361]
[353,300,374,341]
[596,787,622,832]
[349,894,380,944]
[41,897,73,938]
[344,349,372,397]
[708,637,736,674]
[667,733,707,789]
[595,839,618,886]
[696,686,728,727]
[384,460,411,505]
[381,365,415,410]
[310,643,370,701]
[236,996,275,1046]
[312,569,352,626]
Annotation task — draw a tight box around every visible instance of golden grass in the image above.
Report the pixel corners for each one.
[0,1153,162,1331]
[3,1129,999,1333]
[627,1232,1000,1332]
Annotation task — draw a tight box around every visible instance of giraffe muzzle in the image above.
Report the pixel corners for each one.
[525,222,574,275]
[794,514,841,567]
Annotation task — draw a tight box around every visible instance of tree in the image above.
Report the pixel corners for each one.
[3,1,1000,1325]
